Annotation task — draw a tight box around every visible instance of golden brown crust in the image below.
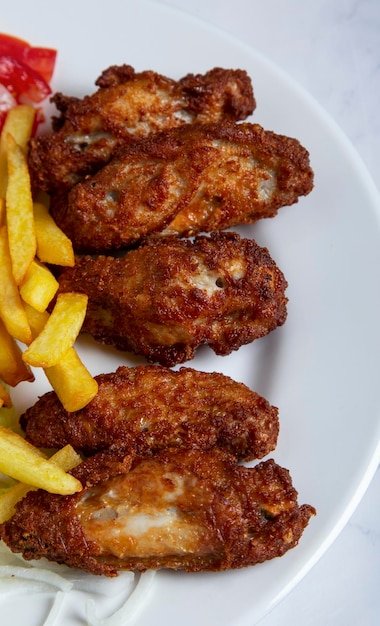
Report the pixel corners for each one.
[50,121,313,254]
[56,232,288,366]
[0,450,315,576]
[28,65,255,193]
[21,365,279,460]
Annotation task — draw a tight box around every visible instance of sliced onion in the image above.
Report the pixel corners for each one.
[0,564,73,592]
[0,579,54,595]
[0,541,156,626]
[86,570,156,626]
[42,591,66,626]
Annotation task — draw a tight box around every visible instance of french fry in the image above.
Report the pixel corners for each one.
[50,444,82,472]
[0,426,82,495]
[0,105,35,153]
[20,259,59,312]
[23,302,49,337]
[34,201,75,267]
[0,226,32,345]
[23,303,98,412]
[45,347,99,412]
[0,381,12,408]
[23,292,88,368]
[0,318,34,387]
[24,304,98,411]
[0,482,32,524]
[0,105,35,197]
[0,97,97,433]
[0,425,45,458]
[0,444,82,524]
[5,133,36,285]
[0,399,19,433]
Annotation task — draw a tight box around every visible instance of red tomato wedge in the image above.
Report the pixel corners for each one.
[0,33,29,58]
[0,33,57,134]
[22,47,57,83]
[0,33,56,83]
[0,56,52,103]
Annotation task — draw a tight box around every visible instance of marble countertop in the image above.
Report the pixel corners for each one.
[160,1,380,624]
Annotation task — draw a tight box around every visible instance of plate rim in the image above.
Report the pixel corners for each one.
[1,1,380,624]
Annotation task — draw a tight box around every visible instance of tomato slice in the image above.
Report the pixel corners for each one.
[0,33,29,58]
[0,33,57,134]
[0,55,52,103]
[22,47,57,83]
[0,33,57,84]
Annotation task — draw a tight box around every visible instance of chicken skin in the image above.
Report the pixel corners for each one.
[50,121,314,254]
[20,365,279,459]
[28,65,255,193]
[0,448,315,576]
[56,232,288,366]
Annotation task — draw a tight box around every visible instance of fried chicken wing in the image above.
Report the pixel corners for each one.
[0,449,315,576]
[56,232,288,366]
[28,65,255,193]
[50,121,314,254]
[20,365,279,460]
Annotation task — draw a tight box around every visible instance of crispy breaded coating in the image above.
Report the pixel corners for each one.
[50,121,313,254]
[20,365,279,459]
[0,449,315,576]
[28,65,255,192]
[55,232,288,366]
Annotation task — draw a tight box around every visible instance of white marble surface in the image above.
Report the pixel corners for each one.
[159,1,380,624]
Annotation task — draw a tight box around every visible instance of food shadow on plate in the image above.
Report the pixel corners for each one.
[247,327,285,403]
[74,288,286,401]
[74,331,147,375]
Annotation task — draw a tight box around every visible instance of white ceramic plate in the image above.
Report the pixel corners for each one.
[2,1,380,625]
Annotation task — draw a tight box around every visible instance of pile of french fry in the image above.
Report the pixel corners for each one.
[0,434,82,523]
[0,104,98,412]
[0,105,98,512]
